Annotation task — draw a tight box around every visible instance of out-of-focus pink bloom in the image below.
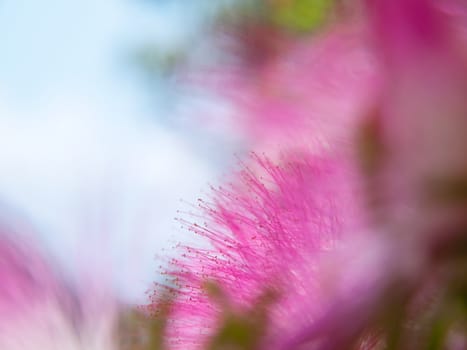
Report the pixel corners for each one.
[234,26,380,157]
[185,19,382,159]
[1,238,45,314]
[366,0,467,244]
[281,230,423,350]
[0,220,116,350]
[0,224,62,321]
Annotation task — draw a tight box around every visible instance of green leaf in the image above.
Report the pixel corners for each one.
[270,0,334,33]
[205,281,278,350]
[117,297,172,350]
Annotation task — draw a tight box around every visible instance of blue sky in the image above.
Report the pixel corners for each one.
[0,0,197,108]
[0,0,228,301]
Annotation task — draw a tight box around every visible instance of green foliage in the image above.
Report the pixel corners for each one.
[207,313,265,350]
[133,47,186,77]
[356,112,385,176]
[206,282,277,350]
[118,298,171,350]
[219,0,335,33]
[270,0,334,33]
[427,174,467,206]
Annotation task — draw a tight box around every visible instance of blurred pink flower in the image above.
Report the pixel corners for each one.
[366,0,467,247]
[0,219,116,349]
[0,224,62,321]
[234,26,380,157]
[184,18,382,159]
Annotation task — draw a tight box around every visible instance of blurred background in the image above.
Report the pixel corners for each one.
[0,0,239,302]
[0,0,334,303]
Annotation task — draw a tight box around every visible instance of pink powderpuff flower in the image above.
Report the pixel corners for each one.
[148,1,467,349]
[0,217,117,350]
[148,153,395,350]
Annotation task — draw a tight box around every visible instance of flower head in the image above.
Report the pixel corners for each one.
[149,153,371,349]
